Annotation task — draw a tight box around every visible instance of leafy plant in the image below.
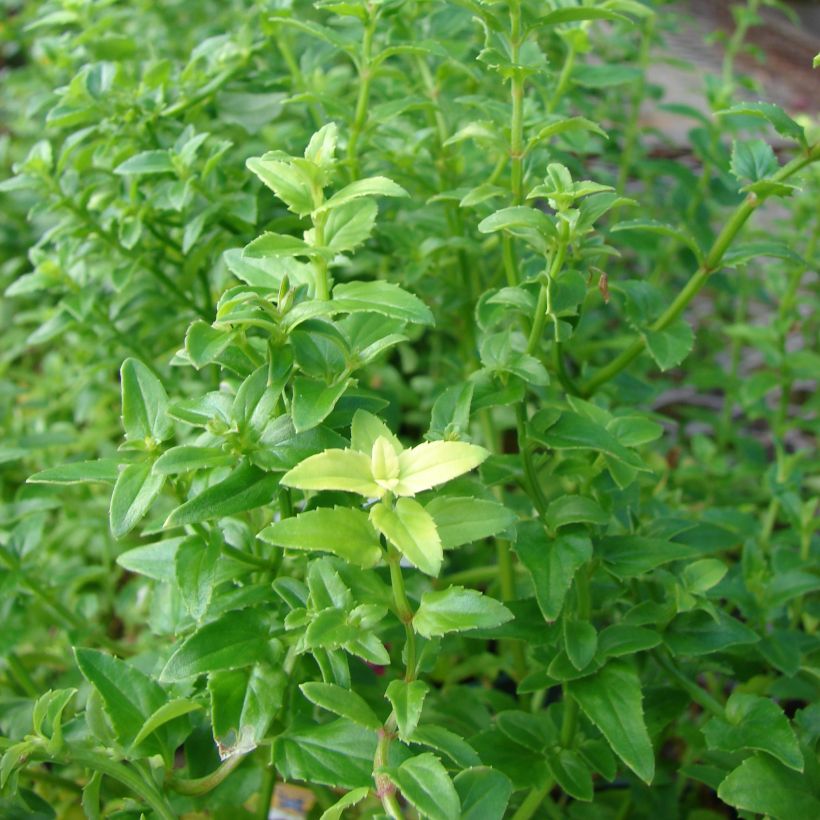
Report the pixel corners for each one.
[1,0,819,818]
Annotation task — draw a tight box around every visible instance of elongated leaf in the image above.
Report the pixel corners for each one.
[120,358,172,442]
[165,463,278,527]
[74,649,164,752]
[282,448,380,497]
[243,231,317,259]
[414,586,512,638]
[175,535,221,621]
[332,280,434,325]
[396,441,489,496]
[320,788,371,820]
[161,609,274,681]
[292,377,350,433]
[260,507,382,568]
[110,461,165,538]
[370,498,443,576]
[410,725,481,769]
[568,661,655,784]
[425,496,516,548]
[28,459,119,485]
[392,753,461,820]
[716,101,806,147]
[245,157,314,216]
[301,682,381,730]
[538,8,630,25]
[132,699,202,748]
[115,150,174,175]
[153,446,233,475]
[317,176,408,213]
[385,679,429,741]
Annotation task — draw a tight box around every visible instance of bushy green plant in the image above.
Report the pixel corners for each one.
[1,1,819,817]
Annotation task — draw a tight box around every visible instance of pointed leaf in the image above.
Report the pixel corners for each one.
[370,498,443,576]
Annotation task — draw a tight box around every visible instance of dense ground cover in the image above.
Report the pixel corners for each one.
[1,1,819,817]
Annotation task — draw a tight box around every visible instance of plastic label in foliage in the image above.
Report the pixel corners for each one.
[269,783,316,819]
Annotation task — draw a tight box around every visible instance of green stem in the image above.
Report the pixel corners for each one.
[547,44,576,115]
[6,652,38,698]
[347,11,377,179]
[388,548,416,681]
[654,652,725,718]
[312,211,330,300]
[439,565,500,587]
[511,781,553,820]
[580,143,820,395]
[256,760,277,820]
[168,754,244,795]
[515,404,549,518]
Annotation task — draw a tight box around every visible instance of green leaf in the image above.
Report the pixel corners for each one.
[320,787,371,820]
[109,461,165,538]
[28,458,119,485]
[351,409,402,454]
[514,524,592,621]
[245,156,314,216]
[132,699,202,748]
[396,441,489,496]
[120,358,172,442]
[547,749,593,801]
[243,232,318,259]
[74,649,164,752]
[664,610,759,656]
[279,719,376,789]
[682,558,727,593]
[478,206,555,239]
[165,463,279,527]
[454,767,512,820]
[324,199,378,252]
[425,496,516,548]
[300,682,381,730]
[160,609,274,681]
[643,320,694,371]
[370,498,443,576]
[538,7,630,25]
[392,753,461,820]
[184,321,232,368]
[282,448,380,497]
[533,411,645,468]
[317,176,408,213]
[545,495,608,530]
[716,102,806,147]
[332,280,434,325]
[414,586,512,638]
[723,241,804,268]
[597,625,661,659]
[565,621,598,671]
[175,535,221,621]
[718,756,820,819]
[292,377,351,433]
[385,679,429,741]
[115,150,174,175]
[610,219,703,262]
[259,507,382,568]
[597,535,699,578]
[530,116,608,146]
[410,725,481,769]
[152,446,234,475]
[702,692,802,771]
[210,665,285,758]
[568,661,655,784]
[730,139,778,183]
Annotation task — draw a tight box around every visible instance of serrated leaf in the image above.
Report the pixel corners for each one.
[644,320,694,371]
[393,753,461,820]
[332,280,434,325]
[246,157,314,216]
[396,441,489,496]
[425,496,516,548]
[243,232,317,259]
[718,756,820,818]
[730,139,778,183]
[414,586,512,638]
[324,199,378,252]
[260,506,382,568]
[282,448,380,497]
[716,101,806,147]
[317,176,408,213]
[514,524,592,621]
[568,661,654,784]
[454,767,512,820]
[165,463,278,527]
[160,609,273,681]
[385,679,429,741]
[370,498,443,576]
[320,787,371,820]
[301,682,381,730]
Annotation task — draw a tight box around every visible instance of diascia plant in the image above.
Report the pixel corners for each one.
[1,0,819,817]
